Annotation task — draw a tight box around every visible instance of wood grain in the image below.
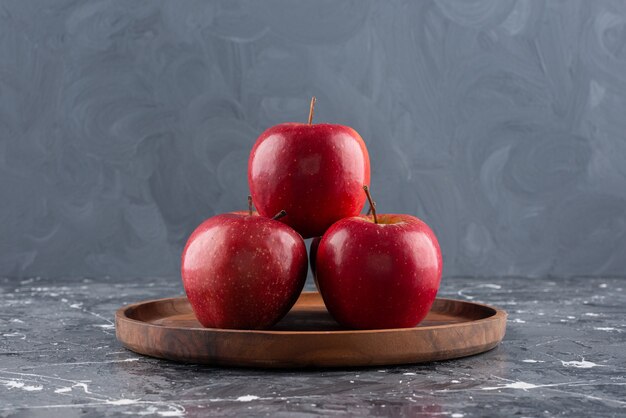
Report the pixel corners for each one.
[115,292,507,368]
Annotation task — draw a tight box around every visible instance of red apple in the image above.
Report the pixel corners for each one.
[316,187,442,329]
[181,210,308,329]
[248,97,370,238]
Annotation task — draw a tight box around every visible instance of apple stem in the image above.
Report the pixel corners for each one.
[308,96,316,125]
[363,185,378,224]
[272,210,287,221]
[248,195,253,216]
[366,200,376,216]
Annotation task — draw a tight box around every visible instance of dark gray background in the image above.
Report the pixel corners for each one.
[1,0,625,279]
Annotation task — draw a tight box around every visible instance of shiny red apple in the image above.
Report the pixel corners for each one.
[316,187,442,329]
[181,209,308,329]
[248,97,370,238]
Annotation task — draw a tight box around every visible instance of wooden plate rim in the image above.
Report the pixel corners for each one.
[115,292,507,335]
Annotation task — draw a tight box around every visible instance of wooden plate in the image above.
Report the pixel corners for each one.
[115,292,507,368]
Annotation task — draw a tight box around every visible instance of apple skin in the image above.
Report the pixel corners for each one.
[248,123,370,238]
[316,214,442,330]
[181,212,308,330]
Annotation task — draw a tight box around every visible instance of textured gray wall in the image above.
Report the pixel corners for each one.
[1,0,625,279]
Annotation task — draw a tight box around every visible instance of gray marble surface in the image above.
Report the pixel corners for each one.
[0,276,624,417]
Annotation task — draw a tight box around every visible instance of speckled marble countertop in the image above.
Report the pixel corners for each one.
[1,276,624,417]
